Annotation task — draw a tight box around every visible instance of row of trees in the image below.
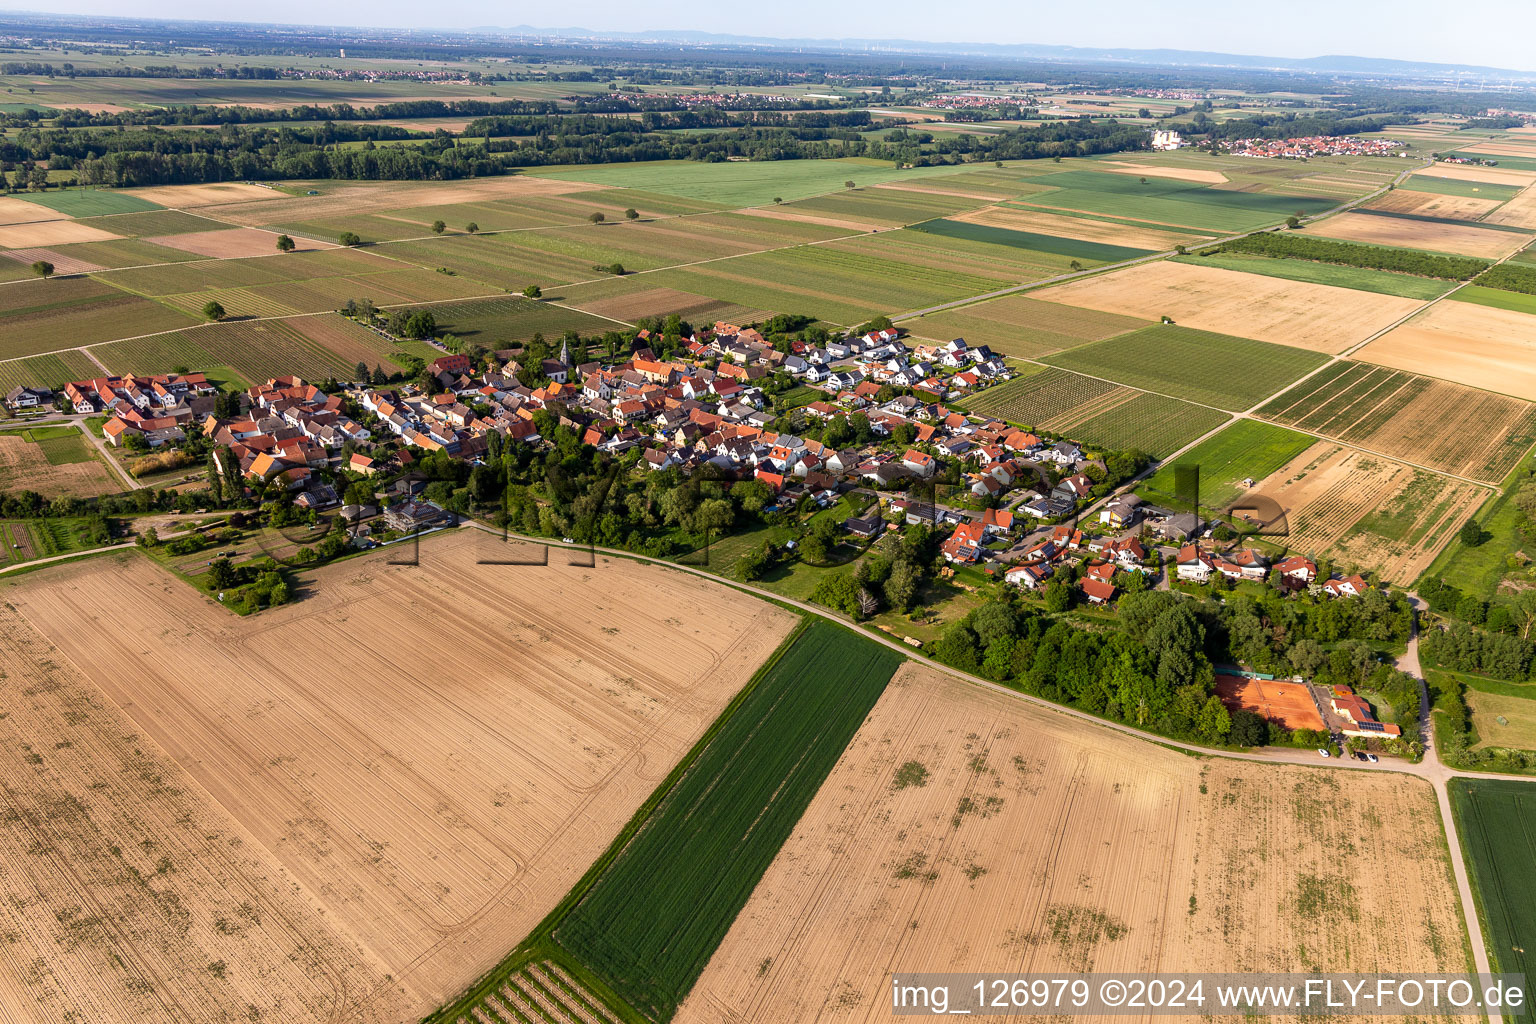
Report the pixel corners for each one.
[1473,263,1536,297]
[1217,231,1490,280]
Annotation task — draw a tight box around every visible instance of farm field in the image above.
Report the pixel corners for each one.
[901,293,1147,358]
[527,158,1008,207]
[1245,442,1487,582]
[0,428,119,498]
[1028,259,1425,353]
[1485,185,1536,230]
[0,349,102,395]
[0,276,198,359]
[1256,361,1536,483]
[905,217,1155,263]
[949,204,1210,251]
[1365,188,1505,222]
[553,619,904,1022]
[1173,251,1454,300]
[1303,210,1533,259]
[10,189,163,217]
[92,314,397,383]
[1453,284,1536,315]
[1396,175,1522,202]
[1355,301,1536,403]
[144,227,332,258]
[964,368,1227,457]
[0,219,125,247]
[1414,163,1536,189]
[422,295,621,346]
[1042,324,1330,410]
[0,532,797,1024]
[1449,778,1536,1000]
[677,662,1468,1024]
[1139,419,1317,510]
[1009,168,1336,232]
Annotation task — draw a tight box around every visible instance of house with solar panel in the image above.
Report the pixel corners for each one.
[1328,686,1401,739]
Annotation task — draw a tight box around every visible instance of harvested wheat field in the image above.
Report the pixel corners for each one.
[737,205,878,232]
[676,663,1467,1024]
[1484,185,1536,230]
[1304,211,1531,259]
[1030,260,1423,353]
[0,432,119,498]
[0,531,796,1024]
[1357,301,1536,401]
[1,246,107,275]
[144,227,335,258]
[1102,161,1229,184]
[1366,189,1503,221]
[950,206,1206,251]
[1249,442,1487,582]
[122,182,281,208]
[1414,163,1536,189]
[0,220,121,249]
[0,196,66,225]
[1458,142,1536,159]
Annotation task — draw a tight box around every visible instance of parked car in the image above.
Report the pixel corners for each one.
[1317,748,1331,758]
[1366,753,1379,763]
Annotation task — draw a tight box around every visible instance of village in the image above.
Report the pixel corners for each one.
[6,314,1387,615]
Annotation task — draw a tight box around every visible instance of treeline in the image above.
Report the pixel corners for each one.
[0,60,280,79]
[1216,231,1490,280]
[5,116,1145,187]
[1199,111,1397,140]
[1473,262,1536,296]
[46,98,561,129]
[1421,620,1535,680]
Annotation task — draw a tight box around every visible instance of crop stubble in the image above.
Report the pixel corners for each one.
[0,532,796,1024]
[677,663,1468,1024]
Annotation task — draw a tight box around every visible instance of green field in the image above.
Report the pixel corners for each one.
[425,295,619,346]
[1400,176,1523,201]
[555,619,903,1021]
[1139,419,1316,510]
[1012,169,1336,232]
[1043,324,1330,411]
[529,158,1011,208]
[0,276,197,358]
[902,293,1147,358]
[1175,251,1454,300]
[13,189,163,217]
[962,366,1227,457]
[1450,777,1536,1020]
[907,218,1155,263]
[1453,285,1536,316]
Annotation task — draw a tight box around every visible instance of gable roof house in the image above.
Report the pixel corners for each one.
[940,521,987,564]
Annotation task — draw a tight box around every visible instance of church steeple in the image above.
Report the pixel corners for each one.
[559,337,571,366]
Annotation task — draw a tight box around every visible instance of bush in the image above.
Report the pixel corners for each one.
[338,231,362,246]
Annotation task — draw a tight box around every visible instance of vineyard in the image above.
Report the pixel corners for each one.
[554,619,904,1021]
[1256,361,1536,483]
[426,295,618,346]
[0,349,102,394]
[93,315,395,383]
[964,367,1119,425]
[1043,324,1330,411]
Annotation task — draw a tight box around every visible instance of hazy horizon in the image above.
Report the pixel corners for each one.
[8,1,1536,73]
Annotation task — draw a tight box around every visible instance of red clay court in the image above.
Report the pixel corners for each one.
[1215,674,1325,731]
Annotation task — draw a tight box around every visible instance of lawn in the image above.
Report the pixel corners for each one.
[554,619,904,1021]
[527,158,1001,208]
[13,189,163,217]
[1042,324,1331,411]
[1449,776,1536,1016]
[1174,251,1453,300]
[1139,419,1317,510]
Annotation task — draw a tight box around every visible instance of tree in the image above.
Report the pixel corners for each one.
[606,262,626,275]
[353,361,368,382]
[522,284,542,299]
[624,208,638,221]
[465,222,479,234]
[274,234,295,253]
[207,558,237,591]
[338,231,361,247]
[1069,260,1082,271]
[588,211,605,225]
[773,196,783,204]
[431,220,446,234]
[30,259,54,280]
[1460,519,1485,547]
[1229,710,1267,747]
[202,300,225,321]
[1285,215,1301,229]
[844,180,856,190]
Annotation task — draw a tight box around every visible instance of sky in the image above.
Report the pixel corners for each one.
[31,0,1536,71]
